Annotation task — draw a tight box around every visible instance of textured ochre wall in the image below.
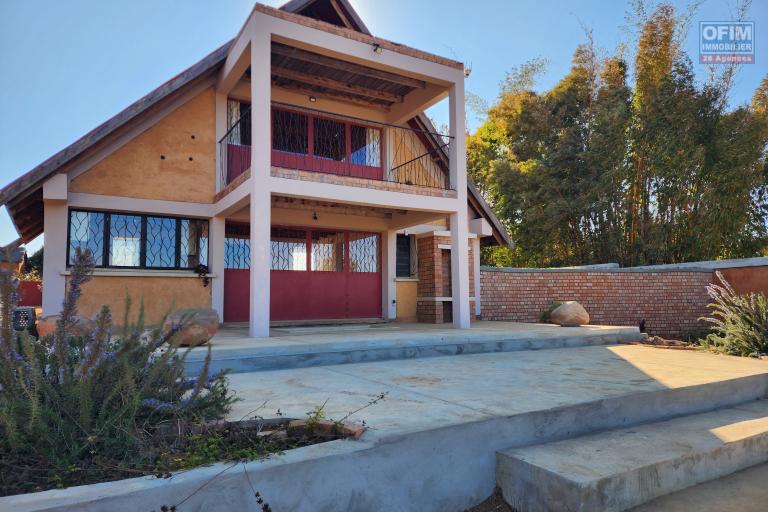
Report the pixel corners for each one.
[74,276,212,326]
[396,280,418,322]
[70,87,216,203]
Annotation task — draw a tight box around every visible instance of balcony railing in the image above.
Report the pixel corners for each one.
[218,103,453,191]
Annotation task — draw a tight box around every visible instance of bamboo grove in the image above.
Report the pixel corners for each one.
[470,2,768,267]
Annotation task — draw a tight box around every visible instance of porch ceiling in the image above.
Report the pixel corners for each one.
[269,42,427,110]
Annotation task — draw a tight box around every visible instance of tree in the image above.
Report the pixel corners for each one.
[470,1,768,267]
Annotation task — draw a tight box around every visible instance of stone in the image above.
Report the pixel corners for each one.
[36,314,97,338]
[162,308,219,347]
[549,301,589,327]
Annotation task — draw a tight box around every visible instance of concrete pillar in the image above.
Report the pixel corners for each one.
[382,229,397,320]
[472,236,481,318]
[448,80,470,328]
[41,174,68,315]
[249,30,271,338]
[41,202,67,315]
[209,215,225,322]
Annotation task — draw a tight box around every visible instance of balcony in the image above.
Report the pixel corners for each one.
[218,103,453,192]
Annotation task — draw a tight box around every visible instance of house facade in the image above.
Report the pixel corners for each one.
[0,0,510,337]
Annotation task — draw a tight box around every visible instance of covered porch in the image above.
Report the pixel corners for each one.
[210,193,494,333]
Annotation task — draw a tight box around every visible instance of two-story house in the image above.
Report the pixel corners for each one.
[0,0,510,337]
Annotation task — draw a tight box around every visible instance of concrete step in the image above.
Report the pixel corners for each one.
[185,326,644,375]
[497,399,768,512]
[629,462,768,512]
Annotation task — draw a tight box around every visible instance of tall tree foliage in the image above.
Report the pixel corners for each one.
[472,2,768,267]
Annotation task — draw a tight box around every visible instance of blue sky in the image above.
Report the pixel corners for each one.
[1,0,765,253]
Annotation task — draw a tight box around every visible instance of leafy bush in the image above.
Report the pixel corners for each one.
[0,249,237,495]
[540,301,563,323]
[700,271,768,357]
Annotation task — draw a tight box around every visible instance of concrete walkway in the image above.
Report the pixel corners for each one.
[226,344,768,437]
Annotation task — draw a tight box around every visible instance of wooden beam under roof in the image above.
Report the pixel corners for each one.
[271,43,427,90]
[271,79,391,111]
[328,0,354,29]
[271,66,402,103]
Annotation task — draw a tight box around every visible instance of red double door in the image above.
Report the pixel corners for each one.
[223,226,382,323]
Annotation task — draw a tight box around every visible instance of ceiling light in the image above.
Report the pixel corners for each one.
[373,44,382,54]
[308,95,317,103]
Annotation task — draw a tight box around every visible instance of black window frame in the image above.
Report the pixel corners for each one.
[66,208,209,270]
[396,234,415,278]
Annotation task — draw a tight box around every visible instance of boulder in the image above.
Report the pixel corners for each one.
[36,315,97,338]
[549,301,590,327]
[162,308,219,347]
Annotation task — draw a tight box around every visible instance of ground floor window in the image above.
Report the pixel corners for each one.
[67,209,208,269]
[396,234,417,277]
[224,225,380,273]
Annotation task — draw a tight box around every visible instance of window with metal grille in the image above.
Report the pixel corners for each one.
[271,228,307,271]
[67,209,209,269]
[311,231,344,272]
[396,234,414,277]
[349,232,379,273]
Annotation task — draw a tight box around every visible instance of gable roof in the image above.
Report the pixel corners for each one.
[0,0,510,247]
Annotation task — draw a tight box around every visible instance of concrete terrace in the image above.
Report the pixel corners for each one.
[224,344,768,437]
[7,324,768,511]
[185,321,644,374]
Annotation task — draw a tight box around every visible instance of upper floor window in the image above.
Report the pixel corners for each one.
[67,209,208,269]
[270,106,382,179]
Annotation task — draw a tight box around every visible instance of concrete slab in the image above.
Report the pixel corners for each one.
[497,400,768,512]
[6,345,768,512]
[225,345,768,436]
[186,321,645,375]
[630,462,768,512]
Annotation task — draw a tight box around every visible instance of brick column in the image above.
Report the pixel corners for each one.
[416,234,443,323]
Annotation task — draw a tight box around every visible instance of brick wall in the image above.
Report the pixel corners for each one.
[416,235,476,323]
[479,268,714,337]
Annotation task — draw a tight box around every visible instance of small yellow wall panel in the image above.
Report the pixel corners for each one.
[70,87,216,203]
[74,276,212,326]
[396,280,418,322]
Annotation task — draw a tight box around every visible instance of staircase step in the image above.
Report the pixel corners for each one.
[186,327,644,375]
[629,462,768,512]
[496,399,768,512]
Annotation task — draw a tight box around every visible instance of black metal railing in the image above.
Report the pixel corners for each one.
[219,107,252,187]
[218,103,453,190]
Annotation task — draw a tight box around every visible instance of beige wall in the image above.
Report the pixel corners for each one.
[70,87,217,203]
[396,279,418,322]
[74,276,212,326]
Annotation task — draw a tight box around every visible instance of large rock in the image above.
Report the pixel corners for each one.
[162,308,219,347]
[549,301,590,327]
[36,315,97,338]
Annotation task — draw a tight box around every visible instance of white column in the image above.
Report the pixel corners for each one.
[448,79,470,328]
[41,202,67,315]
[249,30,271,337]
[472,236,481,318]
[209,215,225,322]
[41,174,68,316]
[382,230,397,320]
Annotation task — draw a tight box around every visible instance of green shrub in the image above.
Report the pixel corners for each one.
[699,271,768,357]
[0,249,237,495]
[540,301,563,323]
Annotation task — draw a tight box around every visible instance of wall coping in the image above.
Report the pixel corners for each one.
[482,257,768,274]
[481,266,713,274]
